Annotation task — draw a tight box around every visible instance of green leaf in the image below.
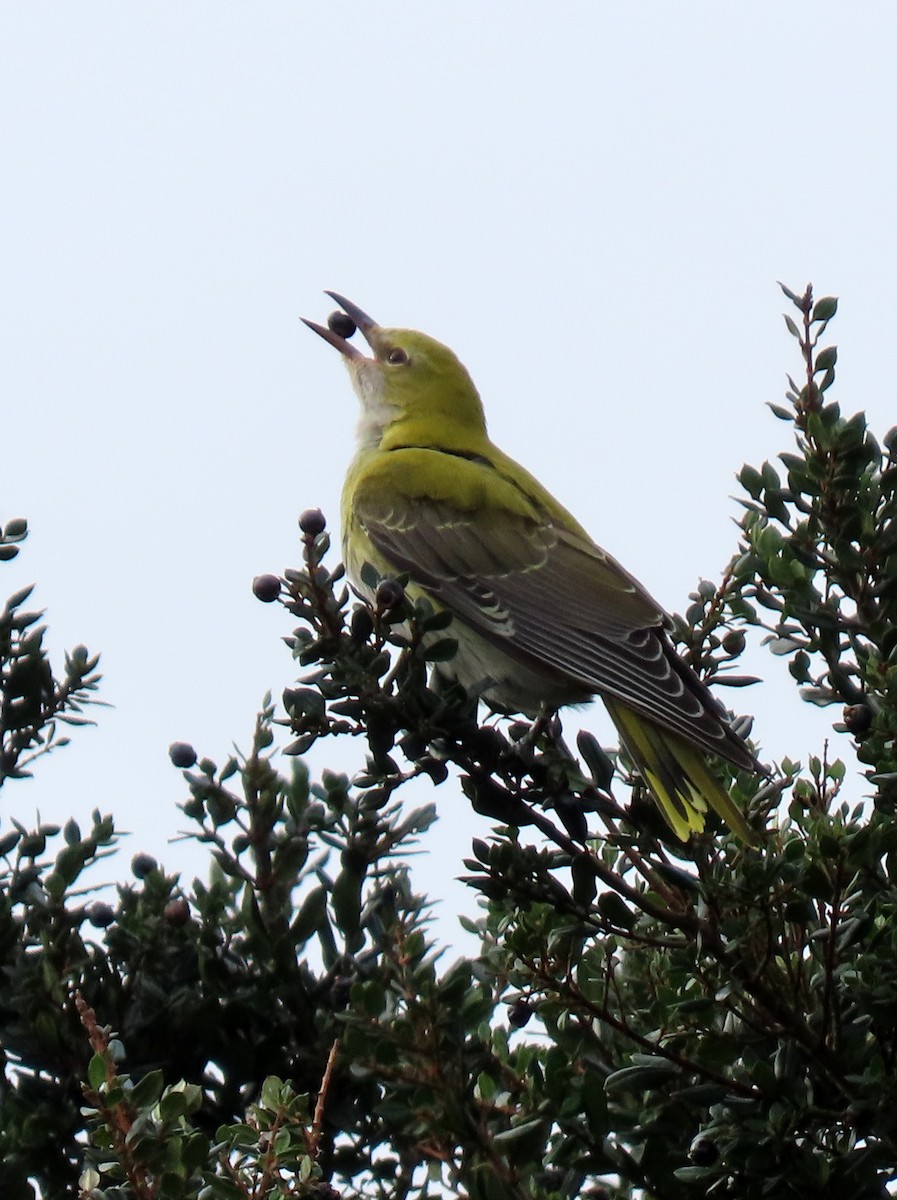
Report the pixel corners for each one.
[767,402,793,421]
[159,1090,189,1120]
[130,1068,165,1109]
[576,729,614,790]
[815,345,837,371]
[596,890,636,929]
[675,1166,716,1182]
[571,854,597,907]
[221,1121,259,1147]
[291,885,328,944]
[360,560,381,589]
[492,1117,548,1143]
[0,830,21,856]
[260,1075,286,1111]
[739,464,764,500]
[332,864,364,942]
[88,1053,108,1092]
[605,1060,679,1093]
[812,296,838,322]
[778,281,803,303]
[5,584,35,609]
[423,637,459,662]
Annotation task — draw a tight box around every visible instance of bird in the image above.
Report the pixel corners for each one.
[303,293,759,843]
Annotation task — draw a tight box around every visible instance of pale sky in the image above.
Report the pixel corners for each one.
[3,4,896,929]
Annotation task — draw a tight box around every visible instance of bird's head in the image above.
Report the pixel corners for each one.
[303,292,487,451]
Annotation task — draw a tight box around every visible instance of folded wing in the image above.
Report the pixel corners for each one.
[352,447,755,771]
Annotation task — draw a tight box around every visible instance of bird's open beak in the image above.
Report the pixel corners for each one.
[301,292,379,360]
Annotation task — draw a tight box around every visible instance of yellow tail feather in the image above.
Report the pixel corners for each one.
[605,699,756,845]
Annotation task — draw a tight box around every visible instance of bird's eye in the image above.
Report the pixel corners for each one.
[387,347,408,365]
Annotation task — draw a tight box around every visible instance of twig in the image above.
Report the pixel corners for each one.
[309,1037,340,1160]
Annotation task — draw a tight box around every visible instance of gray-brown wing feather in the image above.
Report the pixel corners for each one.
[357,493,754,769]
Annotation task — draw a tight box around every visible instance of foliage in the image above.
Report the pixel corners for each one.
[0,517,101,788]
[3,287,897,1199]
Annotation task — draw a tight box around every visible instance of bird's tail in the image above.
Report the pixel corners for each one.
[605,699,757,844]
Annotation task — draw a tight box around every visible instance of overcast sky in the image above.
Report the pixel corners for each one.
[3,4,896,932]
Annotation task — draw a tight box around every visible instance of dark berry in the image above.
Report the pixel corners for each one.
[722,628,746,655]
[164,898,190,926]
[299,508,326,537]
[252,574,281,603]
[327,310,357,339]
[169,742,197,769]
[375,578,405,609]
[508,999,533,1029]
[689,1136,719,1166]
[87,902,116,929]
[131,853,158,879]
[843,703,873,734]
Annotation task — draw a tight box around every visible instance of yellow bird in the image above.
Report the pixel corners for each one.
[304,293,758,843]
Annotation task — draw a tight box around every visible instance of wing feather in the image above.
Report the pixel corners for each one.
[350,449,753,769]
